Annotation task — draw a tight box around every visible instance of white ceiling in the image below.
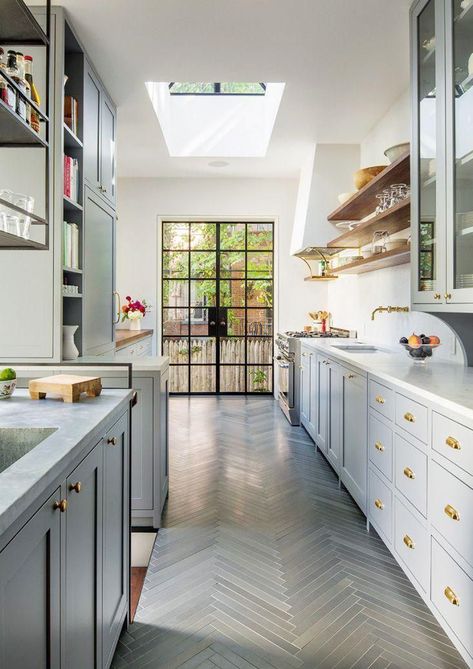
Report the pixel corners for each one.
[56,0,411,179]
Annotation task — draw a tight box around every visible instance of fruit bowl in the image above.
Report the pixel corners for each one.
[399,334,440,363]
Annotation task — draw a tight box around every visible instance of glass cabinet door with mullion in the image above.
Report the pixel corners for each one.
[411,0,447,304]
[445,0,473,303]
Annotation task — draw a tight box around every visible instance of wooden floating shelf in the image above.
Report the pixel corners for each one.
[334,247,410,275]
[328,199,410,248]
[0,0,49,45]
[64,123,83,149]
[0,229,47,250]
[62,292,82,298]
[328,152,410,222]
[304,275,338,282]
[63,195,83,212]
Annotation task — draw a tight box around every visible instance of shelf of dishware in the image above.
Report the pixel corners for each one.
[62,292,82,298]
[0,196,46,224]
[0,0,49,45]
[63,122,82,149]
[0,228,47,249]
[327,152,410,222]
[0,94,47,147]
[0,191,48,249]
[332,247,410,275]
[328,198,410,249]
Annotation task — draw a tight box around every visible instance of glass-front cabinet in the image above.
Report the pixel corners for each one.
[412,0,473,308]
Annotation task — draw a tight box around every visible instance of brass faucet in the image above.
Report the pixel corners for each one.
[371,305,409,321]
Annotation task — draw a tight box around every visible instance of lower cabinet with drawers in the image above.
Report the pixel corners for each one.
[367,375,473,669]
[0,408,130,669]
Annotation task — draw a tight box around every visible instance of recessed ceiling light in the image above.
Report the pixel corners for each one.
[208,160,229,168]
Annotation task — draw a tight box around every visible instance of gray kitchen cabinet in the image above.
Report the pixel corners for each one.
[83,59,117,208]
[83,187,115,356]
[131,377,154,510]
[326,359,342,473]
[315,354,329,452]
[340,367,368,513]
[102,412,129,669]
[159,371,170,511]
[0,490,61,669]
[64,445,103,669]
[300,347,311,428]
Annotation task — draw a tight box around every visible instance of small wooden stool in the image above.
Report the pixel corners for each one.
[29,375,102,403]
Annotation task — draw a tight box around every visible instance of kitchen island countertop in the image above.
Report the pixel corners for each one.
[0,388,132,539]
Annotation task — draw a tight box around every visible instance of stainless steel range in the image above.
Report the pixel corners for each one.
[276,328,354,425]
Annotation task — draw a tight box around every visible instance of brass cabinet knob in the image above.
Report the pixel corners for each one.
[404,412,415,423]
[346,374,355,379]
[403,467,415,480]
[375,395,385,404]
[53,499,68,513]
[374,498,384,510]
[69,481,81,494]
[374,441,385,452]
[444,293,452,301]
[445,436,461,450]
[403,534,415,550]
[107,436,118,446]
[444,504,460,521]
[434,293,441,300]
[444,586,460,607]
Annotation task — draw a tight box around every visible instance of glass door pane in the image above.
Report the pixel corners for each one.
[451,0,473,294]
[415,0,443,297]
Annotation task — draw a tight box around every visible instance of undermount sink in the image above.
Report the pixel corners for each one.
[0,427,58,474]
[331,343,379,352]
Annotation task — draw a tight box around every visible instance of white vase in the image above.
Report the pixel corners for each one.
[129,319,141,331]
[62,325,79,360]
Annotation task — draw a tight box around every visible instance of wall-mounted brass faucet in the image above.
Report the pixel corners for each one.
[371,305,409,321]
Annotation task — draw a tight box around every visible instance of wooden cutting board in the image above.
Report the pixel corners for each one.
[29,374,102,403]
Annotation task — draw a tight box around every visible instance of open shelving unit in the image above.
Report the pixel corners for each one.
[0,0,50,249]
[61,19,85,355]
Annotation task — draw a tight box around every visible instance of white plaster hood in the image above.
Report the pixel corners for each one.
[290,143,361,256]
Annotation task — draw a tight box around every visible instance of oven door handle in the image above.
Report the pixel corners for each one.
[276,360,290,369]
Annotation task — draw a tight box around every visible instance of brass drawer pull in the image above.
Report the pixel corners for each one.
[107,436,118,446]
[374,441,385,452]
[69,481,81,494]
[53,499,68,513]
[403,534,415,550]
[375,395,385,405]
[444,586,460,607]
[403,467,415,480]
[404,412,415,423]
[444,504,460,521]
[434,292,441,300]
[346,374,355,379]
[445,436,461,450]
[374,498,384,510]
[444,293,452,301]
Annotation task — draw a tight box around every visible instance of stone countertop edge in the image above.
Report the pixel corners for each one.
[300,338,473,422]
[68,355,170,372]
[0,389,133,538]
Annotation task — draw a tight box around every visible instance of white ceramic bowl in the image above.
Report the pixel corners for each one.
[0,378,16,399]
[384,142,410,164]
[337,191,356,205]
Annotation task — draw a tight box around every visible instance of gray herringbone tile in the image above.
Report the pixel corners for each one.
[112,397,467,669]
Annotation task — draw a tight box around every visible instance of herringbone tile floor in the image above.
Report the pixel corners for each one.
[112,397,467,669]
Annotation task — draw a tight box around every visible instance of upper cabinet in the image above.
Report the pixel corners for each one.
[411,0,473,310]
[83,60,116,208]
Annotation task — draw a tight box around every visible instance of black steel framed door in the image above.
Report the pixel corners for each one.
[161,221,274,394]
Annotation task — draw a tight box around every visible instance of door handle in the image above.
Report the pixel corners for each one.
[220,321,226,327]
[209,321,216,326]
[113,291,121,324]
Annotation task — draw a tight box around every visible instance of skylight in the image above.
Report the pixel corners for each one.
[146,82,285,158]
[169,82,266,96]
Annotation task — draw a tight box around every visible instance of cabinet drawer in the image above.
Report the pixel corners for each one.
[395,393,428,443]
[369,380,394,421]
[433,412,473,477]
[394,433,427,517]
[116,344,136,358]
[368,413,393,481]
[368,468,392,544]
[394,497,428,592]
[430,460,473,568]
[431,539,473,658]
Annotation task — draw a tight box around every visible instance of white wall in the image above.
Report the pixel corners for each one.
[326,88,463,362]
[116,177,327,350]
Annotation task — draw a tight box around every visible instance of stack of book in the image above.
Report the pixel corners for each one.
[64,154,80,202]
[64,96,79,136]
[63,221,80,269]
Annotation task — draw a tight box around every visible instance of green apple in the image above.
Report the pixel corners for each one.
[0,368,16,381]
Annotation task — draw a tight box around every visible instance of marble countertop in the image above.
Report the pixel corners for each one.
[300,338,473,420]
[0,389,132,538]
[70,355,169,372]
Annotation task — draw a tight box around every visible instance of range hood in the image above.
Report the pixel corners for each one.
[290,143,360,258]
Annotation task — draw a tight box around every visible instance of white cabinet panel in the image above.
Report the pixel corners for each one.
[369,379,394,422]
[394,433,428,517]
[368,413,393,482]
[394,497,428,593]
[341,368,367,513]
[433,412,473,476]
[368,468,393,544]
[395,393,428,444]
